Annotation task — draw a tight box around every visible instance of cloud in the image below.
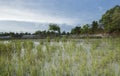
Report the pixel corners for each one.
[0,0,119,26]
[0,0,90,25]
[0,6,78,24]
[0,0,80,24]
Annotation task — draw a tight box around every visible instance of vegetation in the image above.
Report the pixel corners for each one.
[71,5,120,35]
[100,5,120,34]
[71,26,82,34]
[82,24,90,34]
[91,21,99,34]
[0,5,120,38]
[0,38,120,76]
[0,32,31,38]
[0,4,120,76]
[49,23,61,34]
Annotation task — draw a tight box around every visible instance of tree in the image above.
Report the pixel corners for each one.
[61,31,66,35]
[49,23,61,34]
[100,5,120,34]
[71,26,81,34]
[34,31,42,35]
[91,21,99,34]
[82,24,90,34]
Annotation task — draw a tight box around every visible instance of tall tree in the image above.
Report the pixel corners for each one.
[49,23,61,34]
[100,5,120,33]
[82,24,90,34]
[71,26,81,34]
[91,21,99,34]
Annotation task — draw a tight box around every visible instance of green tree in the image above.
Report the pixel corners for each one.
[61,31,66,35]
[49,23,61,34]
[82,24,90,34]
[100,5,120,33]
[34,31,42,35]
[71,26,81,34]
[91,21,99,34]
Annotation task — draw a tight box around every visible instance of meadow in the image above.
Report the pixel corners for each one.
[0,38,120,76]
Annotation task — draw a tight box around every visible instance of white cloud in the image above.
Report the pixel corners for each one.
[0,6,78,24]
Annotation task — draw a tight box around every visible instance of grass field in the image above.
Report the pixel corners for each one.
[0,38,120,76]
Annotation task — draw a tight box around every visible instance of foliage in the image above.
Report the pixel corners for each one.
[61,31,66,35]
[71,26,81,34]
[49,23,61,34]
[82,24,90,34]
[100,5,120,33]
[91,21,99,34]
[0,5,120,38]
[0,39,120,76]
[0,32,31,38]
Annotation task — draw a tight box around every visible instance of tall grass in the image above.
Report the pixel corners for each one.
[0,38,120,76]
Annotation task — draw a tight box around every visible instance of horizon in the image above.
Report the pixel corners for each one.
[0,0,120,32]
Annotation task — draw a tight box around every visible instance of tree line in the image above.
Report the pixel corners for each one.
[71,5,120,35]
[0,5,120,38]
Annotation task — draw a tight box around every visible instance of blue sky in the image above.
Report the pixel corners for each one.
[0,0,120,32]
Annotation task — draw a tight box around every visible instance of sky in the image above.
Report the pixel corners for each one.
[0,0,120,32]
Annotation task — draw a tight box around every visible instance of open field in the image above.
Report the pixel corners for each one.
[0,38,120,76]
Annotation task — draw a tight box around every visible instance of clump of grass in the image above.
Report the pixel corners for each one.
[55,37,60,42]
[61,36,68,42]
[46,37,51,42]
[0,42,13,58]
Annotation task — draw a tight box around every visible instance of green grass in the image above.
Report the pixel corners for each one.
[0,38,120,76]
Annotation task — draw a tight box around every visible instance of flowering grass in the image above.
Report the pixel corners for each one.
[0,38,120,76]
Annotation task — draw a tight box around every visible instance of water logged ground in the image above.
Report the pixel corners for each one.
[0,38,120,76]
